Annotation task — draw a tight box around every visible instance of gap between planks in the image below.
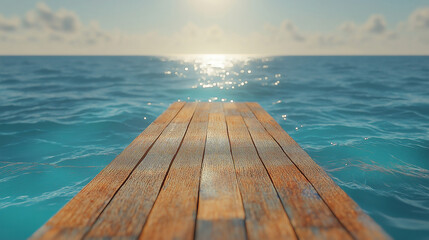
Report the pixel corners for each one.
[31,102,390,240]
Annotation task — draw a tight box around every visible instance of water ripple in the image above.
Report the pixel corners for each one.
[0,56,428,239]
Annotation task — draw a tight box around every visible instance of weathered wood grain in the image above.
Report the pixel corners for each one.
[223,103,297,240]
[246,102,390,240]
[84,103,197,239]
[195,103,246,240]
[30,102,185,240]
[236,102,352,240]
[139,103,210,240]
[31,102,389,240]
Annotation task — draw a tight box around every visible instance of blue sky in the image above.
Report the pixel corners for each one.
[0,0,428,55]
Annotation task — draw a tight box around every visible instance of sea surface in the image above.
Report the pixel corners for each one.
[0,56,428,239]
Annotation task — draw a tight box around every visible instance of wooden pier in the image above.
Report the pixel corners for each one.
[31,102,389,240]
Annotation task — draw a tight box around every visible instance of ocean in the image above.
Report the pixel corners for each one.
[0,55,428,239]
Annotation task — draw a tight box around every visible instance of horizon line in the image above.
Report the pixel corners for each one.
[1,54,429,57]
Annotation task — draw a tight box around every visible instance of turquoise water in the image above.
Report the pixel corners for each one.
[0,56,428,239]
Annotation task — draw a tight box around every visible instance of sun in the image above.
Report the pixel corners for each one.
[188,0,233,15]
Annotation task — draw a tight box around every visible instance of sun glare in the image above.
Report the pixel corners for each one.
[175,54,253,92]
[188,0,232,15]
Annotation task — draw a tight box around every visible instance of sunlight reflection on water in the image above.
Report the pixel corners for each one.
[0,55,429,239]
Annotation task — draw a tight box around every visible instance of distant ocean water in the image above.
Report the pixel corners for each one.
[0,55,428,239]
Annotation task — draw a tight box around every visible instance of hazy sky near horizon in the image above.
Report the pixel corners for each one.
[0,0,428,55]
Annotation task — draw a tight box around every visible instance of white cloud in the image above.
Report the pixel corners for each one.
[339,22,357,34]
[0,3,428,55]
[409,7,429,30]
[263,20,306,44]
[281,20,306,42]
[0,3,114,52]
[22,3,81,33]
[0,14,20,32]
[363,15,387,34]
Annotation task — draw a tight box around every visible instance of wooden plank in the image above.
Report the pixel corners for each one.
[223,103,297,240]
[195,103,246,240]
[84,103,197,239]
[246,102,390,240]
[30,102,185,240]
[139,103,210,240]
[236,102,352,240]
[31,102,389,240]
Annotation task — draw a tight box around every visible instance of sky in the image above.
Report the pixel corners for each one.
[0,0,428,55]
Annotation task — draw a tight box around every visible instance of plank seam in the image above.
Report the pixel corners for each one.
[81,103,186,240]
[223,103,249,240]
[246,103,355,239]
[137,103,198,239]
[239,106,299,240]
[192,115,209,240]
[269,133,354,238]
